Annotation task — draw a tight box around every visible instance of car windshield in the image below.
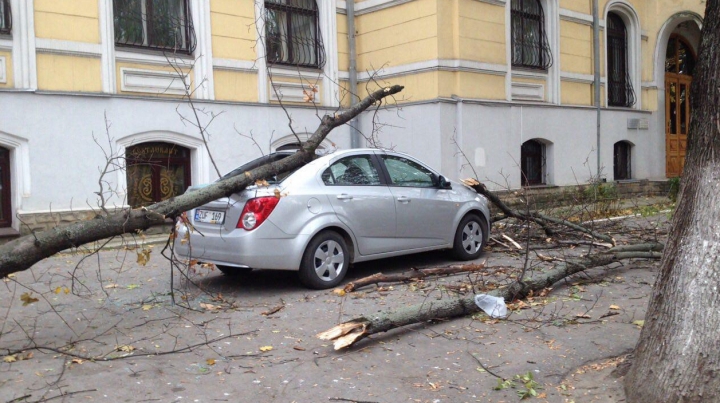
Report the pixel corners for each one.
[221,151,321,184]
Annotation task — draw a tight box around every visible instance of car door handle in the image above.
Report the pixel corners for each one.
[397,196,411,203]
[336,194,353,200]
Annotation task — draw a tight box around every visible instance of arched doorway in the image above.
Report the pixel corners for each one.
[126,142,191,207]
[521,139,545,186]
[614,141,632,180]
[665,34,696,177]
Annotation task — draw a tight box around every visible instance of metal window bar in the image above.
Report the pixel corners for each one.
[607,14,635,107]
[0,0,11,35]
[264,0,325,68]
[511,0,552,70]
[114,0,196,54]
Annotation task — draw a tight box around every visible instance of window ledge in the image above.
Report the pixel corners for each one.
[0,227,20,239]
[115,48,194,66]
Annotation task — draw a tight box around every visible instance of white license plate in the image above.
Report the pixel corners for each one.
[194,209,225,224]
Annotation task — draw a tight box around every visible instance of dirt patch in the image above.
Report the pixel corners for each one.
[0,215,664,403]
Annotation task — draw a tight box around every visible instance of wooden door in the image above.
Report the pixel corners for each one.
[665,74,691,177]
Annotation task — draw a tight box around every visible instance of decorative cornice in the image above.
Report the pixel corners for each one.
[35,38,102,58]
[213,58,258,73]
[560,71,595,84]
[559,8,594,26]
[471,0,506,6]
[115,50,194,66]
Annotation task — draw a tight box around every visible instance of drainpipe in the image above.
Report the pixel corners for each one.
[593,0,602,180]
[347,0,361,148]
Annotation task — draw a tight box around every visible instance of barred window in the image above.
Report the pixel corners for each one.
[511,0,552,70]
[0,0,11,35]
[114,0,196,54]
[607,13,635,107]
[265,0,325,68]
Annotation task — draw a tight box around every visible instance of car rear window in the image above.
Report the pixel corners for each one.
[221,152,319,184]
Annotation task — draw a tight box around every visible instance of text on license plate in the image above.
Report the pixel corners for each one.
[195,209,225,224]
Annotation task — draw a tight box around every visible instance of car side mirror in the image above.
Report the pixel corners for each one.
[438,175,452,190]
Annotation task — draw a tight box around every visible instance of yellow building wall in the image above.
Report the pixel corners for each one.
[361,71,439,103]
[115,62,192,96]
[560,20,593,75]
[337,14,349,72]
[454,71,506,100]
[214,70,259,103]
[561,81,593,106]
[34,0,99,43]
[0,51,13,88]
[210,0,257,61]
[36,54,102,92]
[355,0,439,71]
[456,0,506,64]
[560,0,590,14]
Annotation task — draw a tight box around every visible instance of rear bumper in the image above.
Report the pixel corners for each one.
[173,220,310,271]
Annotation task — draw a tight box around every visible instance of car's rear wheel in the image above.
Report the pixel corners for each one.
[215,265,253,276]
[452,214,487,260]
[299,231,349,289]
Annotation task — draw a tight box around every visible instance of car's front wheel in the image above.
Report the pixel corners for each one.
[299,231,350,289]
[452,214,487,260]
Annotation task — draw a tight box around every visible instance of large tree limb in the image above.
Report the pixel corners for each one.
[318,244,662,350]
[343,263,486,293]
[0,86,405,278]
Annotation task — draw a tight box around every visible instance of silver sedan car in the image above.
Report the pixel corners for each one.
[174,149,491,289]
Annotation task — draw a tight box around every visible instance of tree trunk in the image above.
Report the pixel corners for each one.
[0,86,404,278]
[625,3,720,402]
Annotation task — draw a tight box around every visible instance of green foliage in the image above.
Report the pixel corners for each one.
[582,182,619,214]
[494,372,543,400]
[668,177,681,202]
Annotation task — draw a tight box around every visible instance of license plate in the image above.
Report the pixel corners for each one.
[194,209,225,224]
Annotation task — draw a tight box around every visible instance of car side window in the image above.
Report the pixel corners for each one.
[382,156,435,187]
[322,156,382,186]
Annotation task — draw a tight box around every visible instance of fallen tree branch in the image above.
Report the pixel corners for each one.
[343,263,485,293]
[318,245,661,349]
[0,86,405,278]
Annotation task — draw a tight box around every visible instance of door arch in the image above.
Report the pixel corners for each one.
[126,142,191,207]
[665,34,696,177]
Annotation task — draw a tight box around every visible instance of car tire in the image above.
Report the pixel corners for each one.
[216,265,253,276]
[452,214,487,261]
[299,231,350,289]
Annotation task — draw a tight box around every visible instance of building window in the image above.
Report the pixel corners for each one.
[607,13,635,107]
[511,0,552,70]
[264,0,325,68]
[614,141,632,180]
[665,35,696,76]
[0,147,11,228]
[0,0,11,35]
[521,140,545,186]
[126,142,191,208]
[114,0,196,54]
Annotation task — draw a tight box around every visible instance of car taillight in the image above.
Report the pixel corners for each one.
[237,197,280,230]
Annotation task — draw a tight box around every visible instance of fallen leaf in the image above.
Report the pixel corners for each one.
[104,284,119,289]
[116,345,135,352]
[206,358,216,366]
[259,346,273,352]
[142,305,153,311]
[137,249,152,266]
[3,355,17,363]
[293,346,306,351]
[200,303,220,311]
[71,358,84,364]
[576,314,592,319]
[609,304,621,310]
[333,289,346,297]
[633,320,645,328]
[20,292,39,306]
[126,284,140,290]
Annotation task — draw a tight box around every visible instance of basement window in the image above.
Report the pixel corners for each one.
[114,0,196,54]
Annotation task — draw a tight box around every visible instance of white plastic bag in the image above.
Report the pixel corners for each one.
[474,294,508,318]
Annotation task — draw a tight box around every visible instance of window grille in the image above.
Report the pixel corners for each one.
[264,0,325,68]
[114,0,196,54]
[0,0,11,35]
[511,0,552,70]
[607,13,635,107]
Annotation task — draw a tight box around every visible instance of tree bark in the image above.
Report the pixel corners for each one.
[625,2,720,402]
[318,244,661,350]
[0,86,404,278]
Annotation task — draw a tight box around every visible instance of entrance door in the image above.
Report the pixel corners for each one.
[126,142,191,207]
[665,35,695,178]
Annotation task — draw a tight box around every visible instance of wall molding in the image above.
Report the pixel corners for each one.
[191,0,214,100]
[560,71,595,84]
[11,0,37,90]
[120,68,189,95]
[0,56,5,83]
[270,81,313,103]
[115,50,194,67]
[511,82,545,101]
[213,58,258,73]
[471,0,506,6]
[99,0,116,93]
[339,59,508,81]
[35,39,102,58]
[337,0,415,15]
[559,8,594,26]
[0,38,11,51]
